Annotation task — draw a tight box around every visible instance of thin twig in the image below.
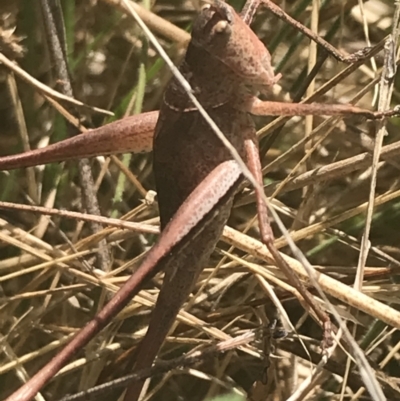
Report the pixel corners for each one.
[0,52,113,116]
[39,0,111,271]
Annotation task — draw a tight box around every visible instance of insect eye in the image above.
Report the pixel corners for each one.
[214,20,229,34]
[200,3,211,12]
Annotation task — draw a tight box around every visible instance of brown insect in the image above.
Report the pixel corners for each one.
[2,1,399,400]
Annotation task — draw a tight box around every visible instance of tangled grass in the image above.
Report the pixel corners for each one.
[0,1,399,400]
